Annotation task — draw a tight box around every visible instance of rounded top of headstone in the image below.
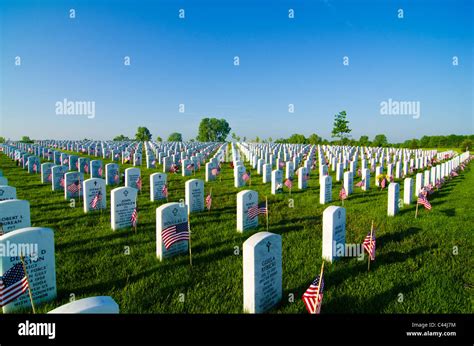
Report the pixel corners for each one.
[48,296,119,314]
[111,186,137,195]
[323,205,345,217]
[0,198,29,206]
[185,178,203,186]
[236,189,257,198]
[0,227,53,241]
[156,201,186,213]
[244,231,281,248]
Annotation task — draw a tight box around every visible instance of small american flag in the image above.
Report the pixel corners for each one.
[355,179,364,188]
[169,164,178,173]
[98,167,103,177]
[0,263,29,307]
[84,164,89,174]
[162,222,189,249]
[363,230,376,261]
[47,173,52,182]
[186,163,194,170]
[114,173,119,184]
[425,184,434,194]
[211,168,218,176]
[302,274,324,314]
[284,178,293,189]
[90,190,102,209]
[247,205,259,219]
[258,203,268,215]
[381,178,387,189]
[417,192,432,210]
[136,176,142,191]
[242,172,250,182]
[162,184,168,198]
[67,180,81,194]
[205,193,212,210]
[60,177,65,187]
[229,162,234,169]
[279,161,285,169]
[32,163,38,173]
[339,186,347,200]
[130,208,138,227]
[451,170,458,177]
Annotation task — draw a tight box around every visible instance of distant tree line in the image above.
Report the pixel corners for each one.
[272,133,473,151]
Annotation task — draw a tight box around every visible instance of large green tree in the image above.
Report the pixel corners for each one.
[135,126,152,141]
[168,132,183,142]
[460,139,472,151]
[308,133,322,145]
[287,133,308,144]
[113,134,130,141]
[0,137,5,143]
[156,136,163,142]
[331,111,351,144]
[20,136,33,143]
[359,135,370,146]
[197,118,231,142]
[372,134,388,147]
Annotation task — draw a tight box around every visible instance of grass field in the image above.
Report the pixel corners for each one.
[0,148,473,314]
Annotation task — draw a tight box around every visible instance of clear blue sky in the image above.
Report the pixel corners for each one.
[1,0,473,142]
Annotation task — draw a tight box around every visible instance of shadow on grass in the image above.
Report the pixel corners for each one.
[56,262,191,299]
[439,208,456,217]
[283,245,431,306]
[377,227,422,249]
[323,280,423,313]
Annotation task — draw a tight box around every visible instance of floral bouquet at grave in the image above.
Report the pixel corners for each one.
[376,174,389,189]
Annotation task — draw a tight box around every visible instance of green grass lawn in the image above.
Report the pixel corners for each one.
[1,150,473,314]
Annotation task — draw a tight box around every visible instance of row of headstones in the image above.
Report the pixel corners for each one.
[241,142,440,179]
[242,142,439,168]
[10,139,222,172]
[235,142,459,197]
[4,141,225,187]
[386,152,470,216]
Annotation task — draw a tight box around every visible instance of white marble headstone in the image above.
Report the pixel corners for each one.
[243,232,282,313]
[271,170,283,195]
[322,206,346,262]
[105,163,120,186]
[319,175,332,204]
[237,190,259,232]
[0,199,31,234]
[125,167,141,190]
[48,296,119,314]
[156,202,189,260]
[150,173,167,201]
[0,185,16,201]
[387,183,400,216]
[83,178,107,213]
[110,187,137,230]
[185,179,204,213]
[0,227,56,313]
